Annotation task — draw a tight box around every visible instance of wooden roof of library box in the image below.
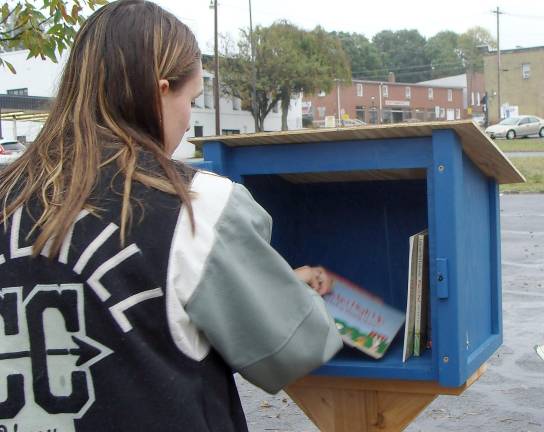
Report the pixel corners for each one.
[189,120,525,185]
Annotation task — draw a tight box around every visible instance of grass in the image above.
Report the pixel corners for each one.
[501,157,544,193]
[495,138,544,153]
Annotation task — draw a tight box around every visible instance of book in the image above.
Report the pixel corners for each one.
[324,273,405,359]
[413,230,429,356]
[402,233,420,362]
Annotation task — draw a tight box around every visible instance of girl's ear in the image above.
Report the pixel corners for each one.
[159,79,170,96]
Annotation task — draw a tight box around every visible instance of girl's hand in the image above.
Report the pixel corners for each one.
[294,266,334,296]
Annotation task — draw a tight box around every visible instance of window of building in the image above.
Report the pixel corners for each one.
[477,92,481,106]
[522,63,531,79]
[318,90,326,97]
[194,125,204,137]
[471,92,475,106]
[232,97,241,110]
[405,86,411,99]
[428,88,433,100]
[414,109,425,121]
[382,109,393,123]
[355,105,365,122]
[7,88,28,96]
[204,78,213,109]
[440,107,446,118]
[447,89,453,102]
[222,129,240,135]
[369,108,378,124]
[356,83,363,97]
[317,106,326,118]
[456,108,461,120]
[382,85,388,98]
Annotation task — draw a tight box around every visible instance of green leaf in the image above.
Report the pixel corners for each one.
[1,3,9,20]
[4,59,17,74]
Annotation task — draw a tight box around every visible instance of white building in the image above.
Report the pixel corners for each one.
[0,50,303,158]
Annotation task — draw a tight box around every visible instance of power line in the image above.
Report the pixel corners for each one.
[502,12,544,21]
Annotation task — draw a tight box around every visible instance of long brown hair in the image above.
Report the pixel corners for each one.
[0,0,199,256]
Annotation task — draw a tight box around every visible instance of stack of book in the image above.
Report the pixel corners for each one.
[402,229,429,362]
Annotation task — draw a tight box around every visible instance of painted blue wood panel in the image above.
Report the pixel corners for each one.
[185,159,214,171]
[315,341,434,381]
[429,130,467,386]
[461,154,492,353]
[202,141,230,175]
[245,178,428,310]
[226,138,432,179]
[465,179,503,378]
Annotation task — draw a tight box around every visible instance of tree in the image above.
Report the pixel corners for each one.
[0,0,107,72]
[425,31,464,79]
[372,29,430,82]
[330,31,383,80]
[458,26,496,73]
[220,21,350,131]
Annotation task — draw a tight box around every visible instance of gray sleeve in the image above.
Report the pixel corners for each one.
[185,183,342,394]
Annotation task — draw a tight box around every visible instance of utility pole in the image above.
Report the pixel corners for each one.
[210,0,221,135]
[248,0,258,133]
[336,79,341,126]
[492,6,503,121]
[378,83,383,124]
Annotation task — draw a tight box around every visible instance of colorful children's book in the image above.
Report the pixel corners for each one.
[324,273,406,359]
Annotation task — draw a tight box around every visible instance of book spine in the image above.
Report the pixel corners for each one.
[413,233,425,356]
[421,233,429,352]
[402,234,418,362]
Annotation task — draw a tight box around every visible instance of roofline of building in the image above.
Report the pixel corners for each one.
[485,45,544,55]
[350,78,464,89]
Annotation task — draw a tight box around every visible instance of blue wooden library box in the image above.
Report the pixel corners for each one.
[190,121,523,391]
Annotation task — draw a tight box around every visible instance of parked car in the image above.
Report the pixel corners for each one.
[472,115,486,128]
[0,139,26,165]
[485,115,544,139]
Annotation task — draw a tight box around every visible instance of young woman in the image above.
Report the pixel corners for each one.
[0,1,342,430]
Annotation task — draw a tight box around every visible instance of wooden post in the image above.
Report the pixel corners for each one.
[286,366,485,432]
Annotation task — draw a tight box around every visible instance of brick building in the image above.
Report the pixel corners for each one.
[484,45,544,124]
[419,72,486,121]
[304,76,464,125]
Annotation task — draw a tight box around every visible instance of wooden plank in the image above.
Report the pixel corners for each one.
[286,385,437,432]
[190,120,525,185]
[285,366,486,430]
[287,386,336,431]
[373,391,436,432]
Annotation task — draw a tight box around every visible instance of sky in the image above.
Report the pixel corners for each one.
[154,0,544,54]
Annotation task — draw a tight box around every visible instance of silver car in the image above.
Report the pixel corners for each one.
[0,139,26,166]
[485,115,544,140]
